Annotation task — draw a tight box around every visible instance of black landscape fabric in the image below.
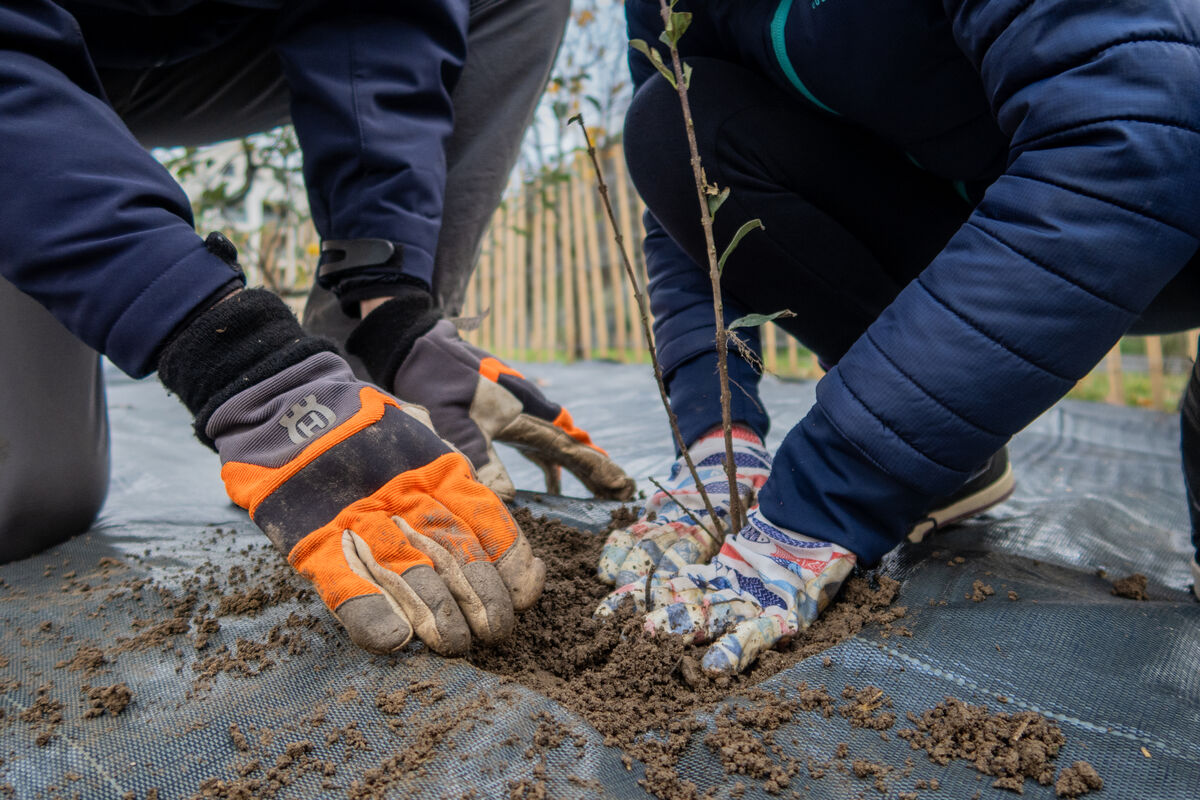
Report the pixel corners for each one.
[0,360,1196,799]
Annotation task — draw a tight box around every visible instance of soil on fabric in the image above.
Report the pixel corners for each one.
[897,697,1102,797]
[1110,573,1149,600]
[9,513,1105,799]
[466,509,912,799]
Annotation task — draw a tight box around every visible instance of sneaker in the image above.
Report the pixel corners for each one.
[907,448,1015,542]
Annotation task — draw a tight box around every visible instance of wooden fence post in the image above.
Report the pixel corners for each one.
[579,156,609,357]
[611,148,643,361]
[570,165,593,359]
[1105,344,1124,405]
[1146,335,1165,409]
[559,181,577,361]
[764,322,778,373]
[545,186,559,357]
[530,188,544,355]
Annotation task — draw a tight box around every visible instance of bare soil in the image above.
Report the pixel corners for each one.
[1110,573,1149,600]
[7,512,1105,799]
[466,509,914,799]
[897,697,1101,797]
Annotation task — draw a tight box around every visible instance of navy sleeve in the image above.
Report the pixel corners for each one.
[762,0,1200,561]
[0,2,242,378]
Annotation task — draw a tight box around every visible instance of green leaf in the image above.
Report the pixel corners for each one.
[630,39,676,88]
[659,11,692,47]
[682,61,693,89]
[717,219,765,273]
[728,310,795,330]
[706,186,730,217]
[567,113,582,127]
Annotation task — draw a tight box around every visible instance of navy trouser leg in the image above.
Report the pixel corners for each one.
[301,0,571,376]
[0,2,244,377]
[275,0,468,289]
[625,58,972,368]
[80,0,469,290]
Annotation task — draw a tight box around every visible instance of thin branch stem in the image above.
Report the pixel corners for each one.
[657,0,744,532]
[570,116,723,536]
[647,476,704,528]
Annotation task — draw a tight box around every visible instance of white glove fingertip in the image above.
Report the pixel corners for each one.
[702,616,786,675]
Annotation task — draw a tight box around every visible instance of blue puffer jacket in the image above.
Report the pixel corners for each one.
[0,0,466,377]
[626,0,1200,562]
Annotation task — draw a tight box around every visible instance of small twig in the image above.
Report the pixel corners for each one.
[569,115,723,536]
[647,476,705,528]
[656,0,744,531]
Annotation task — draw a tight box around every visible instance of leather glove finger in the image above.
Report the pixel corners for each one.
[387,452,546,611]
[394,518,514,646]
[495,408,635,500]
[289,510,471,656]
[341,520,473,657]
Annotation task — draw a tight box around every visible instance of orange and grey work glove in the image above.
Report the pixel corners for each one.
[159,288,544,656]
[346,287,635,502]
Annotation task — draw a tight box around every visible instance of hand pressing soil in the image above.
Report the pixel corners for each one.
[465,508,906,800]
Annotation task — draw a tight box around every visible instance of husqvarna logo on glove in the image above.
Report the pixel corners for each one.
[280,394,337,444]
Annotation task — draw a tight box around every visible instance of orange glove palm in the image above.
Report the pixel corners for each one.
[209,352,544,655]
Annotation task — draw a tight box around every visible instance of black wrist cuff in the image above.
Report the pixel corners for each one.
[157,288,338,450]
[335,273,432,317]
[344,284,442,389]
[316,238,431,316]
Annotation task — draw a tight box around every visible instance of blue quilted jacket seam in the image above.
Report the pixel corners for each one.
[988,37,1200,103]
[962,216,1139,316]
[1002,170,1195,241]
[969,0,1037,65]
[834,371,971,477]
[861,329,1007,438]
[913,274,1076,383]
[1013,116,1200,153]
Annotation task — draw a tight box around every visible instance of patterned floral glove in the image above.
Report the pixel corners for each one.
[599,507,855,675]
[596,425,771,590]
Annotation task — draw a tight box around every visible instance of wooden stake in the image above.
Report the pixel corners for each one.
[1105,344,1124,405]
[1147,335,1165,409]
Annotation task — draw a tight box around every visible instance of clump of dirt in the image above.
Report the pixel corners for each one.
[190,741,336,799]
[82,683,133,718]
[838,685,895,730]
[114,590,197,653]
[967,580,995,602]
[325,721,370,756]
[18,683,63,746]
[703,691,801,793]
[347,689,501,799]
[851,759,894,794]
[466,508,907,800]
[1110,573,1148,600]
[229,723,251,752]
[56,645,108,675]
[897,696,1098,794]
[1055,760,1104,797]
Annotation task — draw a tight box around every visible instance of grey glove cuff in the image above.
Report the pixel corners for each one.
[158,288,337,450]
[344,285,442,389]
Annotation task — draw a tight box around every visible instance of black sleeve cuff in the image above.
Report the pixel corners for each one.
[157,288,338,450]
[344,284,441,389]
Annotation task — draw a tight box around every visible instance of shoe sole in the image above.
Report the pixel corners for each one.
[907,462,1016,543]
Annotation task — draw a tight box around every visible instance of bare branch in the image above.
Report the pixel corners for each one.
[569,115,724,536]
